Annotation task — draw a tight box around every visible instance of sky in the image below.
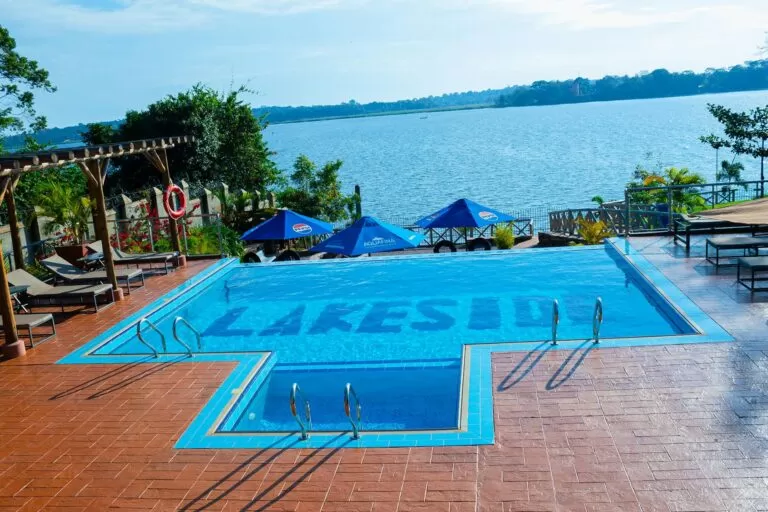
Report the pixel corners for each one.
[2,0,767,127]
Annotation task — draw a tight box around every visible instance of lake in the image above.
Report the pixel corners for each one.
[265,90,768,224]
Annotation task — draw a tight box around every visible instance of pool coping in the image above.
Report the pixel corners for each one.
[56,241,734,449]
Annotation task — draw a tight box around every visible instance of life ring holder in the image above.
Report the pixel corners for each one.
[163,184,187,220]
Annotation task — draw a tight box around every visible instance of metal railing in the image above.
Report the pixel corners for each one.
[551,299,560,345]
[379,205,556,237]
[111,213,226,257]
[344,383,362,439]
[593,297,603,344]
[621,179,768,235]
[290,383,312,440]
[171,317,198,356]
[136,317,164,356]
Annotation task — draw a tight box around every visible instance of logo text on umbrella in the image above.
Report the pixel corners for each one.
[292,223,313,235]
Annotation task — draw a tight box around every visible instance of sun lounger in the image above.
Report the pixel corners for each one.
[705,236,768,268]
[736,256,768,293]
[0,313,56,347]
[242,249,276,264]
[7,269,115,312]
[42,254,145,294]
[673,215,753,252]
[87,241,178,274]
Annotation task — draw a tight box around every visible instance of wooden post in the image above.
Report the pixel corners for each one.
[0,177,24,358]
[80,160,122,300]
[144,148,182,255]
[7,177,24,270]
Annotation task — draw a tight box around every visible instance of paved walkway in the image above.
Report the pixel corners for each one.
[0,239,767,511]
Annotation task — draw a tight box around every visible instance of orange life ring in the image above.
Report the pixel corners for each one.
[163,184,186,220]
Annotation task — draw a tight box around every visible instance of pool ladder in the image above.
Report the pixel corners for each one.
[289,382,362,441]
[344,383,362,440]
[135,316,202,357]
[290,383,312,440]
[550,297,603,345]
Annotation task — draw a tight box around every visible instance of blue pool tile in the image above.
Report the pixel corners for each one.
[61,244,734,449]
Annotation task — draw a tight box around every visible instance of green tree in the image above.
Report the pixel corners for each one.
[81,122,116,146]
[699,134,727,175]
[83,85,280,196]
[278,155,358,223]
[702,104,768,194]
[35,180,93,245]
[626,165,706,212]
[0,25,55,153]
[717,160,745,185]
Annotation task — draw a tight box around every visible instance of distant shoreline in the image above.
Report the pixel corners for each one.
[266,89,768,126]
[266,104,493,125]
[6,87,768,151]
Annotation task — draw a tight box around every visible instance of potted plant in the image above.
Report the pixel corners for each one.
[35,181,94,265]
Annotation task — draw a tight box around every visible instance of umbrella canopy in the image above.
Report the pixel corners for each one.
[415,198,515,228]
[310,216,424,256]
[240,209,333,241]
[697,197,768,225]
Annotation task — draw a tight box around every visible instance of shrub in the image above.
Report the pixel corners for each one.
[186,225,244,257]
[494,224,515,250]
[577,219,614,245]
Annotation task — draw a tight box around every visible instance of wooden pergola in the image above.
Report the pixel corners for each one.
[0,136,193,359]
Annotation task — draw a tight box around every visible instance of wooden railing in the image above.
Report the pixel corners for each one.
[550,180,768,237]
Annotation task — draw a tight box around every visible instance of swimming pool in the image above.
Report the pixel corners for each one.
[60,240,733,448]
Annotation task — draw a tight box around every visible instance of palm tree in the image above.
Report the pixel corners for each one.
[717,160,745,184]
[36,181,93,245]
[664,167,707,212]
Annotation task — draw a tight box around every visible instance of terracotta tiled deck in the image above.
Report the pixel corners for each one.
[2,239,768,511]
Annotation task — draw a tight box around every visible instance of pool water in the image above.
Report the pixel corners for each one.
[96,247,691,364]
[85,246,695,436]
[226,361,462,432]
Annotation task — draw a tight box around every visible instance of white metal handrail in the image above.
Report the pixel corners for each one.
[551,299,560,345]
[344,383,362,440]
[593,297,603,343]
[136,317,165,356]
[173,316,202,355]
[290,383,312,440]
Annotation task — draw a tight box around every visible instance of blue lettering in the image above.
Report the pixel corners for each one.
[357,301,410,334]
[259,306,305,336]
[468,297,501,331]
[412,299,457,331]
[203,307,254,337]
[308,303,365,334]
[564,296,592,323]
[512,296,549,327]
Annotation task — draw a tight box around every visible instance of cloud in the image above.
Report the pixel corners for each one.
[0,0,207,33]
[187,0,356,15]
[0,0,359,33]
[3,0,766,35]
[441,0,759,30]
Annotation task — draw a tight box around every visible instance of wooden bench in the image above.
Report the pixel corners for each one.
[705,236,768,269]
[737,257,768,292]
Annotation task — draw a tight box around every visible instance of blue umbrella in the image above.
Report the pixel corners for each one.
[415,198,515,229]
[240,209,333,241]
[310,216,424,256]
